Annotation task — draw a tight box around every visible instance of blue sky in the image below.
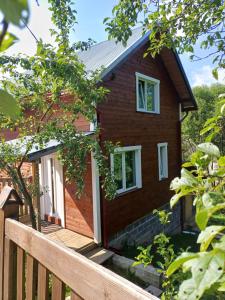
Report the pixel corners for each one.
[6,0,225,87]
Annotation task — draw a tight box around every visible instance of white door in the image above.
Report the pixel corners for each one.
[39,154,65,227]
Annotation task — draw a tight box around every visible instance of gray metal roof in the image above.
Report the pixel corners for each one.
[3,132,94,161]
[78,27,149,78]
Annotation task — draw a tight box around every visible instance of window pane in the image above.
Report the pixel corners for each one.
[146,82,155,111]
[138,80,145,109]
[160,146,164,177]
[159,146,167,178]
[114,153,123,190]
[125,151,136,188]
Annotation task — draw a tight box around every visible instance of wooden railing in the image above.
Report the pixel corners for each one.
[0,201,158,300]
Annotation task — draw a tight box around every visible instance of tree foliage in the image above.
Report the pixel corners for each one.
[182,84,225,159]
[0,0,116,229]
[0,0,31,118]
[104,0,225,75]
[167,97,225,299]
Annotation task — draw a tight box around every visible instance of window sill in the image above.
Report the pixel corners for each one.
[136,109,160,115]
[115,187,142,198]
[159,177,168,181]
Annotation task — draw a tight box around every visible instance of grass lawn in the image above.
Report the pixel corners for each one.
[119,231,199,268]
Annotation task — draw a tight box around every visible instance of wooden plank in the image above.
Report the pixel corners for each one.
[37,263,49,300]
[5,219,157,300]
[51,275,65,300]
[17,246,25,300]
[0,210,5,300]
[26,254,35,300]
[4,237,17,300]
[71,291,83,300]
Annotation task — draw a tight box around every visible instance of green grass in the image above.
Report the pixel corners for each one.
[119,231,199,268]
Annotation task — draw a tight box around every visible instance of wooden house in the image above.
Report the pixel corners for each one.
[1,28,197,249]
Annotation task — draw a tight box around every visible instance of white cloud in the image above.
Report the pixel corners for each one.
[192,65,225,87]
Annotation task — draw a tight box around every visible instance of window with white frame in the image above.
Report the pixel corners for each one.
[136,72,160,113]
[157,143,168,180]
[111,146,142,194]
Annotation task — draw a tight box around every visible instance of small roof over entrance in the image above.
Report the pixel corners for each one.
[3,132,94,161]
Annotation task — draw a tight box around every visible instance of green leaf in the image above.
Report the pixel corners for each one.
[0,90,20,118]
[212,68,218,80]
[167,252,198,277]
[170,168,198,191]
[178,278,199,300]
[0,32,18,52]
[200,123,215,135]
[218,280,225,292]
[178,250,225,300]
[202,192,224,208]
[204,116,218,127]
[218,156,225,166]
[197,225,225,251]
[197,142,220,158]
[0,0,29,27]
[196,203,225,230]
[182,162,193,168]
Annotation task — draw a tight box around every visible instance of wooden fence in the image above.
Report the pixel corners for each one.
[0,200,158,300]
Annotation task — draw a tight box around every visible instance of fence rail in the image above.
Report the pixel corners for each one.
[0,200,158,300]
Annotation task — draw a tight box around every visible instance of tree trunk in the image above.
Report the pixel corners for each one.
[32,161,41,231]
[16,168,37,230]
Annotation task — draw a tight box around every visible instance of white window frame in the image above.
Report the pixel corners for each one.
[111,145,142,194]
[157,143,168,181]
[136,72,160,114]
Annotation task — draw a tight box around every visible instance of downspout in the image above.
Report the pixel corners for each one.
[97,110,109,248]
[180,111,189,122]
[179,106,189,231]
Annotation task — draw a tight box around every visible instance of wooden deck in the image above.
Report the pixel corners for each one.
[47,228,95,253]
[39,221,114,264]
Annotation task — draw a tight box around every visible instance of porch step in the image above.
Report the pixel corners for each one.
[79,241,97,255]
[85,247,114,265]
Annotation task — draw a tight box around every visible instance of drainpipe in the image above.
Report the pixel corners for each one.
[180,111,189,122]
[179,105,189,231]
[96,109,108,248]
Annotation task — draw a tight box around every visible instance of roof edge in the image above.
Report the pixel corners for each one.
[101,31,150,80]
[174,51,197,111]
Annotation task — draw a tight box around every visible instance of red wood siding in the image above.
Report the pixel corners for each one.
[98,43,181,242]
[64,154,94,238]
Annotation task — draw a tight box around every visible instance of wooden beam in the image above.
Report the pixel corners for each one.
[37,263,49,300]
[0,210,5,300]
[5,219,157,300]
[4,237,16,300]
[17,246,25,300]
[26,255,35,300]
[51,275,65,300]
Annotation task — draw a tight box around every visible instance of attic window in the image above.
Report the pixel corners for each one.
[136,72,160,113]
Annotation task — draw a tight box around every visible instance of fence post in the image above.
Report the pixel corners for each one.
[0,209,5,300]
[0,186,23,300]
